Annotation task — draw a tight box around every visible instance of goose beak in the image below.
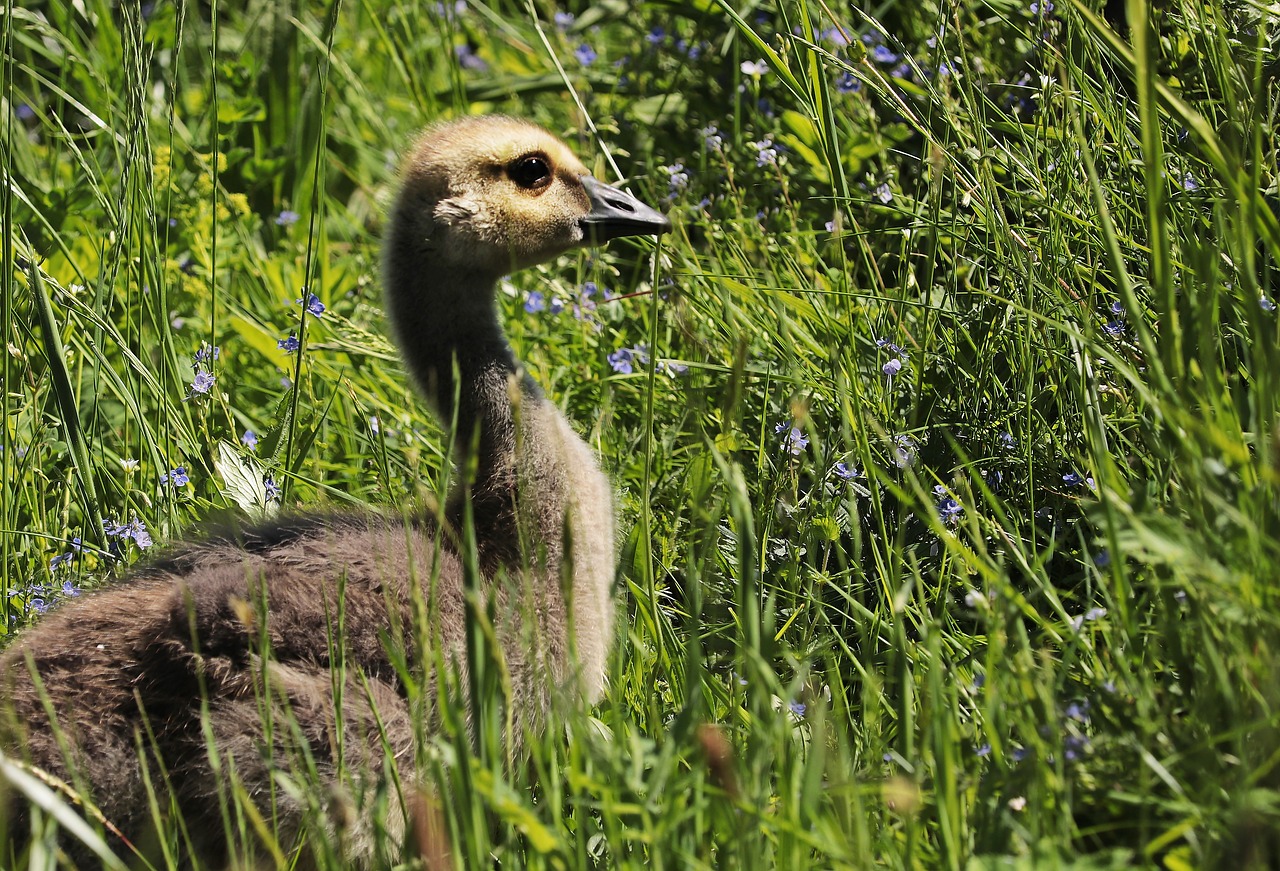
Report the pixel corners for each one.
[579,176,672,243]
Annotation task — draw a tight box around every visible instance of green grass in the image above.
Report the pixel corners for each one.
[3,0,1280,867]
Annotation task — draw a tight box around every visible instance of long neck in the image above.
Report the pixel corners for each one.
[384,262,558,569]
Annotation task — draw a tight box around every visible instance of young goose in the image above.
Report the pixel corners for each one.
[0,115,669,866]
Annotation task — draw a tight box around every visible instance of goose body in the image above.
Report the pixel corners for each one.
[0,115,669,866]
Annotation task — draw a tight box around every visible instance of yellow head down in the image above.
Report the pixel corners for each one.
[392,115,669,276]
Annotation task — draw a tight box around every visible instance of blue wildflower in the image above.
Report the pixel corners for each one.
[297,293,325,317]
[663,163,690,196]
[775,422,809,457]
[60,579,79,597]
[608,348,635,374]
[646,26,665,45]
[553,10,574,29]
[788,700,807,717]
[837,72,861,93]
[49,552,74,570]
[194,343,220,365]
[874,183,894,204]
[242,430,258,449]
[1261,296,1276,312]
[168,466,190,487]
[1030,0,1053,13]
[187,370,215,398]
[1182,172,1199,192]
[700,125,724,153]
[15,103,35,121]
[975,743,992,758]
[275,210,300,226]
[750,137,778,167]
[454,43,488,72]
[1062,472,1084,487]
[575,43,597,65]
[277,333,300,353]
[264,476,281,502]
[870,45,899,64]
[938,497,962,523]
[883,358,903,377]
[892,434,917,468]
[1064,734,1089,761]
[834,461,859,480]
[1065,700,1090,722]
[1103,319,1125,337]
[524,291,546,313]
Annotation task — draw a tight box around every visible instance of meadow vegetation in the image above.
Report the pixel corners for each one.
[3,0,1280,867]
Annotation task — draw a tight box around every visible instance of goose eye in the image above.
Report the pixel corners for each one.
[510,155,552,190]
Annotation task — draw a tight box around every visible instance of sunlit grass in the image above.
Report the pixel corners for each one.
[3,0,1280,867]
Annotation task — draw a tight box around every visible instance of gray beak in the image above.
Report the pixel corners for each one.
[579,175,672,244]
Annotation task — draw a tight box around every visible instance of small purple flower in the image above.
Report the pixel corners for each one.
[1063,734,1089,761]
[834,461,858,480]
[975,743,992,758]
[1062,472,1084,487]
[1030,0,1053,13]
[874,183,894,204]
[274,210,300,227]
[608,348,635,374]
[938,497,963,523]
[454,43,488,72]
[524,291,546,313]
[194,343,221,365]
[1000,432,1016,450]
[750,137,778,167]
[1011,746,1029,762]
[187,370,215,399]
[870,45,899,64]
[882,358,903,378]
[662,163,690,195]
[646,26,665,45]
[242,430,258,449]
[1261,296,1276,312]
[892,434,917,468]
[1065,700,1090,722]
[575,43,597,65]
[1094,549,1110,568]
[264,476,280,502]
[548,297,565,315]
[15,103,35,121]
[700,125,724,153]
[277,333,300,353]
[1103,319,1125,337]
[60,579,79,597]
[837,72,861,93]
[1110,299,1124,315]
[553,11,575,29]
[29,597,47,614]
[168,466,190,487]
[50,551,74,570]
[297,293,325,317]
[775,422,809,457]
[788,700,807,717]
[1181,171,1199,192]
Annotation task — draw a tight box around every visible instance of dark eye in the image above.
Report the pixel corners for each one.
[510,155,552,190]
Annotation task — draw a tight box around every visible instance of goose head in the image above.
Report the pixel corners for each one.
[389,115,670,279]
